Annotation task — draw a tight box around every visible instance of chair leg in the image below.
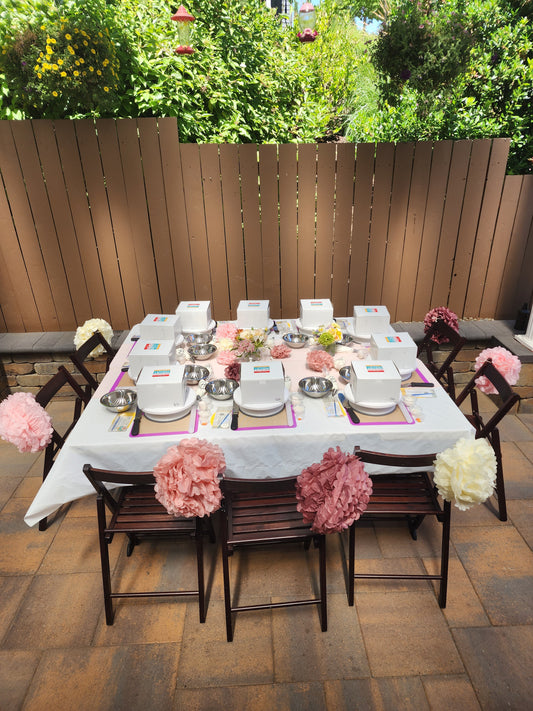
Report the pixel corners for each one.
[318,535,327,631]
[38,516,48,531]
[195,518,206,623]
[347,525,355,606]
[408,514,425,540]
[220,515,234,642]
[438,501,451,608]
[96,500,115,625]
[492,432,507,522]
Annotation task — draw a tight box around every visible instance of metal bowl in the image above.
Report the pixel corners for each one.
[338,334,353,346]
[299,376,334,398]
[187,343,217,360]
[184,364,210,385]
[339,366,351,383]
[184,332,213,345]
[100,388,137,413]
[283,332,309,349]
[205,378,238,400]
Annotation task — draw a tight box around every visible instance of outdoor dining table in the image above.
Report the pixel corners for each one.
[24,320,475,527]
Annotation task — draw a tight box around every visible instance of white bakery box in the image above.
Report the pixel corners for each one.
[239,360,285,406]
[237,300,270,329]
[128,339,177,381]
[348,359,401,414]
[370,332,417,379]
[138,313,182,342]
[299,298,334,329]
[175,300,212,333]
[136,364,187,412]
[352,305,391,338]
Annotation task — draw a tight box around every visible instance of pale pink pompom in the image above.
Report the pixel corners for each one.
[154,438,225,518]
[217,350,237,366]
[296,447,373,534]
[474,347,521,394]
[423,307,459,343]
[216,322,238,340]
[270,344,291,359]
[0,392,53,453]
[307,349,334,372]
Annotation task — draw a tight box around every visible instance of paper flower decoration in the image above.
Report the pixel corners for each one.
[74,318,113,357]
[474,347,521,394]
[270,344,291,359]
[296,447,373,534]
[0,392,53,453]
[215,337,234,352]
[216,349,237,366]
[434,437,497,510]
[423,307,459,343]
[307,349,334,372]
[216,322,238,340]
[224,361,241,381]
[153,438,225,518]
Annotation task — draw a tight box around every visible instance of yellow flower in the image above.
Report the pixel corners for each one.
[46,46,53,54]
[52,91,58,97]
[52,64,58,70]
[37,73,42,78]
[75,60,80,65]
[39,52,44,58]
[34,64,39,71]
[98,32,103,38]
[40,25,45,30]
[50,38,56,44]
[83,40,88,46]
[57,58,63,65]
[74,28,79,33]
[60,71,66,77]
[81,30,87,37]
[91,49,96,54]
[73,70,79,76]
[65,33,72,40]
[68,45,74,54]
[89,66,94,72]
[102,59,109,66]
[104,86,109,92]
[79,58,84,64]
[97,69,102,76]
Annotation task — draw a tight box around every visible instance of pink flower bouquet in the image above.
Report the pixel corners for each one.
[0,392,53,453]
[423,307,459,344]
[216,322,238,340]
[307,349,334,372]
[474,346,521,394]
[270,344,291,359]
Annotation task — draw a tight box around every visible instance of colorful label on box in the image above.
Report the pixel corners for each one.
[365,308,378,312]
[186,303,200,308]
[248,302,261,306]
[253,366,271,374]
[152,369,171,378]
[366,364,384,373]
[143,343,161,350]
[310,301,323,306]
[153,316,168,322]
[385,336,402,343]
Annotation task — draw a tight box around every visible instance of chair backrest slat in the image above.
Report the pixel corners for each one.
[70,332,116,392]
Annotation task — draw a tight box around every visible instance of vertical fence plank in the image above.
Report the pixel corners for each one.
[412,141,452,320]
[258,144,281,319]
[239,144,263,297]
[382,142,414,321]
[219,144,246,310]
[464,138,510,317]
[431,140,472,309]
[279,144,298,315]
[331,144,356,316]
[348,143,375,307]
[158,119,195,306]
[294,143,315,303]
[54,120,110,323]
[366,142,394,304]
[75,120,128,328]
[0,223,25,331]
[315,144,336,298]
[200,144,231,320]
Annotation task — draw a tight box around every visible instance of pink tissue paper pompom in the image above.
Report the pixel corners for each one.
[423,307,459,343]
[296,447,373,534]
[216,322,238,340]
[224,361,241,381]
[474,347,521,394]
[0,392,53,453]
[306,349,334,372]
[154,438,226,518]
[270,344,291,359]
[216,349,237,366]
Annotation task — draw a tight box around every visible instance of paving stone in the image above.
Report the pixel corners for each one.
[421,674,481,710]
[177,682,327,711]
[38,516,113,575]
[0,650,40,711]
[325,677,430,710]
[0,498,56,575]
[0,576,32,642]
[0,475,22,509]
[507,499,533,549]
[501,442,533,500]
[452,626,533,711]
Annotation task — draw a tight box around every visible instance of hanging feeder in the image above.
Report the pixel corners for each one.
[171,5,195,55]
[297,2,317,43]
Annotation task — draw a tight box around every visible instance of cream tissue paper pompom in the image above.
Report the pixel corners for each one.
[74,318,114,357]
[434,437,497,510]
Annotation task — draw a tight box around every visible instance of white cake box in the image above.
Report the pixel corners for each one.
[136,365,187,411]
[299,298,334,329]
[175,301,212,333]
[353,305,390,337]
[350,359,401,404]
[237,300,270,329]
[139,314,182,341]
[239,360,285,406]
[128,339,177,381]
[370,332,417,378]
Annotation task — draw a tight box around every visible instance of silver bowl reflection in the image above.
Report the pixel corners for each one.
[339,334,353,346]
[184,364,210,385]
[299,376,334,398]
[283,332,309,349]
[187,343,217,360]
[339,366,351,383]
[100,388,137,413]
[184,332,213,345]
[205,378,238,400]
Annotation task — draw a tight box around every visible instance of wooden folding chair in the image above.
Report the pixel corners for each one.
[83,464,215,625]
[347,448,451,608]
[455,358,520,521]
[69,331,116,396]
[417,320,466,401]
[35,365,90,531]
[220,476,327,642]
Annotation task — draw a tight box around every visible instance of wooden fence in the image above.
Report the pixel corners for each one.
[0,118,532,333]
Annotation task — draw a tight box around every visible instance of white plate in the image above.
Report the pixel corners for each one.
[233,387,290,417]
[141,387,196,422]
[294,319,320,336]
[398,367,414,381]
[346,324,396,343]
[181,319,216,335]
[343,384,399,416]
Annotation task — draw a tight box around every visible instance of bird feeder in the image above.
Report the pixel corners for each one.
[171,5,195,55]
[297,2,317,42]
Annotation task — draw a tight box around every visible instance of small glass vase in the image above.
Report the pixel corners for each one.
[240,351,261,362]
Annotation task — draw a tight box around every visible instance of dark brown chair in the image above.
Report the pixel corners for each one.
[83,464,214,625]
[35,365,91,531]
[220,476,327,642]
[455,358,520,521]
[347,448,451,608]
[417,320,466,401]
[69,331,116,396]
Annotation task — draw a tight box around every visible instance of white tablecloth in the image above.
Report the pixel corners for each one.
[24,325,474,526]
